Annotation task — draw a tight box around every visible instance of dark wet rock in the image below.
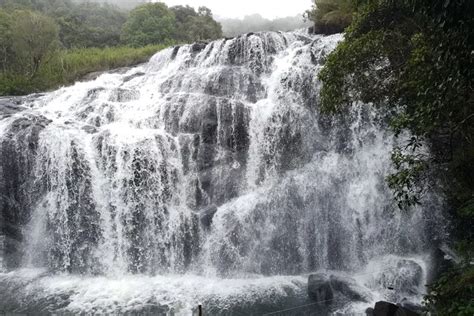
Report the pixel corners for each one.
[308,273,333,304]
[3,117,102,274]
[366,307,375,316]
[191,42,208,53]
[372,301,419,316]
[308,273,371,306]
[170,46,181,60]
[399,299,424,315]
[0,114,52,268]
[0,98,28,119]
[199,205,218,229]
[204,67,265,103]
[374,259,423,295]
[329,274,370,302]
[82,125,98,134]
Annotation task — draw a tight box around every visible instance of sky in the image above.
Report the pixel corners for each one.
[157,0,313,19]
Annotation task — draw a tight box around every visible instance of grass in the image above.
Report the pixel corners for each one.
[0,44,169,96]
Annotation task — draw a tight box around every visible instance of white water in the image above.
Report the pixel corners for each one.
[0,31,443,314]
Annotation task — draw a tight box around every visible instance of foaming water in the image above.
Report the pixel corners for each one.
[0,31,443,314]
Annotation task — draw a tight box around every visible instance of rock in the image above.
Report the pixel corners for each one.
[199,205,218,229]
[366,307,374,316]
[373,301,419,316]
[399,299,424,315]
[170,46,181,60]
[308,273,371,305]
[0,99,28,119]
[0,114,52,268]
[374,259,423,295]
[329,274,370,302]
[82,125,98,134]
[191,42,208,53]
[308,273,333,304]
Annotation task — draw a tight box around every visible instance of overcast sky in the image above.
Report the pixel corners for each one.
[157,0,313,19]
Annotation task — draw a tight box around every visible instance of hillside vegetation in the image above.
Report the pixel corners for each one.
[0,0,223,95]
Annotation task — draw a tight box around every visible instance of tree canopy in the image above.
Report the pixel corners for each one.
[120,3,223,47]
[121,3,176,47]
[0,9,59,78]
[306,0,356,34]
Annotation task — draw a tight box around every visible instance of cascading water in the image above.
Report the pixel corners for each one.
[0,31,443,315]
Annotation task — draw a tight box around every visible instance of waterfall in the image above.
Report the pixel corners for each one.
[0,31,443,314]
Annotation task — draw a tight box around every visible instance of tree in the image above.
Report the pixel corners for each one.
[1,0,127,48]
[191,6,223,41]
[306,0,356,34]
[55,2,127,48]
[0,9,13,72]
[170,5,222,43]
[170,5,198,42]
[121,2,176,47]
[11,10,59,78]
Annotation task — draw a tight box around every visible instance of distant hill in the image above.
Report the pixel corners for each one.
[217,14,312,37]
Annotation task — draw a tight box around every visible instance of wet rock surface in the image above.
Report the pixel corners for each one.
[0,113,52,268]
[308,273,371,307]
[366,301,420,316]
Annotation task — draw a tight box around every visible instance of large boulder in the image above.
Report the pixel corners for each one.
[308,273,333,304]
[365,301,419,316]
[329,274,370,302]
[308,273,371,306]
[372,259,423,296]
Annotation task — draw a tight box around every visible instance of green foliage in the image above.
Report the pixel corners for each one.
[10,10,59,78]
[55,2,127,48]
[121,3,176,47]
[318,0,474,207]
[0,9,13,72]
[306,0,356,34]
[0,1,223,96]
[0,8,61,80]
[318,0,474,313]
[0,0,128,48]
[386,145,427,209]
[424,265,474,316]
[170,5,222,42]
[0,44,167,95]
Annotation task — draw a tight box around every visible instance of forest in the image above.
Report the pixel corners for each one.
[307,0,473,314]
[0,0,222,95]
